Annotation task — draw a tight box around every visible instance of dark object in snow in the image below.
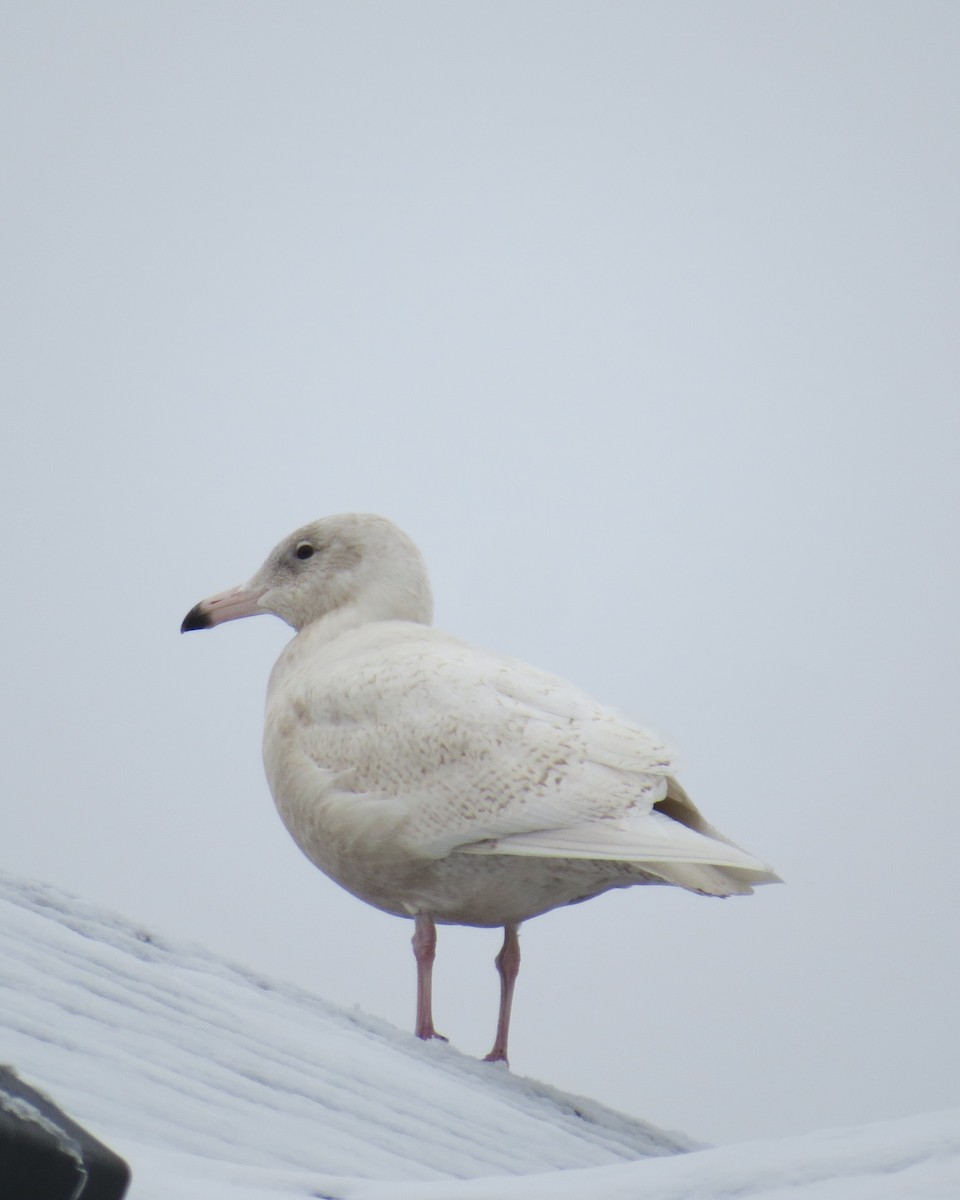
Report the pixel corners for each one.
[0,1065,130,1200]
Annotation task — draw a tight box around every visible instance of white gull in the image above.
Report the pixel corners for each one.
[182,513,779,1064]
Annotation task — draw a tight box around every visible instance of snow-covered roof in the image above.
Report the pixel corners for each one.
[0,870,691,1193]
[3,870,958,1200]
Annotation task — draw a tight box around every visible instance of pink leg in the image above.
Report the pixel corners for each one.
[484,923,521,1065]
[412,913,447,1042]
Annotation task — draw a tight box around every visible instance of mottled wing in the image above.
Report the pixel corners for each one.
[269,624,775,883]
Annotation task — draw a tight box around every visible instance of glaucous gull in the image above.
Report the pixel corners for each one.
[182,514,778,1064]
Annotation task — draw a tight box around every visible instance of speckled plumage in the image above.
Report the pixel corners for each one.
[183,513,778,1061]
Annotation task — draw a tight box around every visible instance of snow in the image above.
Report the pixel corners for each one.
[0,870,691,1193]
[2,869,958,1199]
[313,1108,960,1200]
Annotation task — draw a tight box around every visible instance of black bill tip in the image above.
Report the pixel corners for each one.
[181,603,212,633]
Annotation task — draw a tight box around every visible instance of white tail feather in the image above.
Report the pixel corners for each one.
[463,810,778,875]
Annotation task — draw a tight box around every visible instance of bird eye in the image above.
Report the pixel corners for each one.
[295,543,315,560]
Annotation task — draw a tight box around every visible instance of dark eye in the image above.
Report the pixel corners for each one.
[295,543,315,561]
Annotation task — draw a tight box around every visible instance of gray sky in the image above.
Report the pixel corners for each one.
[2,2,958,1145]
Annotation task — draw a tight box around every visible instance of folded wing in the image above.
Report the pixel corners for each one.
[276,623,779,894]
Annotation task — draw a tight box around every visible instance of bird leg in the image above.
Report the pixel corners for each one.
[412,913,447,1042]
[483,923,521,1065]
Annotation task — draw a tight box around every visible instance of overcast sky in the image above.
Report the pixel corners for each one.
[2,2,958,1146]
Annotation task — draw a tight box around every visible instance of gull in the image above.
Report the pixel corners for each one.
[182,514,778,1064]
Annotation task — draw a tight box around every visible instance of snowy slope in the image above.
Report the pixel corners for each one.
[0,870,691,1194]
[314,1108,960,1200]
[2,870,958,1200]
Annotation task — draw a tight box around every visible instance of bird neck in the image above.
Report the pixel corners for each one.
[296,584,432,645]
